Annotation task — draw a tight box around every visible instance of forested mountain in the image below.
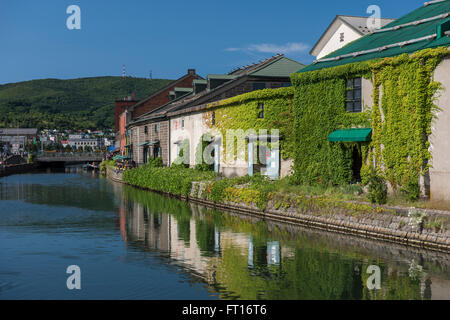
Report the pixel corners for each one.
[0,76,173,130]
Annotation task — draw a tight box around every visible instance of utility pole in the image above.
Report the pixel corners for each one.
[149,70,152,80]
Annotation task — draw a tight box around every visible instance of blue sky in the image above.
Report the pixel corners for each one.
[0,0,425,84]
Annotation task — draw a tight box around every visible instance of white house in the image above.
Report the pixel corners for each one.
[310,15,395,60]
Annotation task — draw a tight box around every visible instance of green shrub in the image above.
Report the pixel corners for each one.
[367,172,388,205]
[174,139,190,168]
[146,157,163,168]
[401,179,420,202]
[195,133,214,172]
[123,165,215,196]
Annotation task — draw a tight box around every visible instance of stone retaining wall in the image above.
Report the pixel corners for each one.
[0,163,37,178]
[107,172,450,253]
[105,166,124,182]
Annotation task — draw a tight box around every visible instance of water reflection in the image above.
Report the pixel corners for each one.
[120,185,450,300]
[1,170,449,300]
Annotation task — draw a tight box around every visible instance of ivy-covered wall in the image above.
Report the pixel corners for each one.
[369,48,449,198]
[204,87,295,162]
[290,61,372,186]
[291,47,450,199]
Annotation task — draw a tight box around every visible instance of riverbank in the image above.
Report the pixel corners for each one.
[106,166,450,253]
[0,163,38,178]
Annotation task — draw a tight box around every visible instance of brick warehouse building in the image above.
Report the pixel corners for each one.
[129,69,202,119]
[126,54,305,167]
[115,69,202,154]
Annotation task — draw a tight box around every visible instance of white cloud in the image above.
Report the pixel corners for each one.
[225,42,309,54]
[224,47,240,52]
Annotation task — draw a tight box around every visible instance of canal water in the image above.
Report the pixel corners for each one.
[1,169,449,300]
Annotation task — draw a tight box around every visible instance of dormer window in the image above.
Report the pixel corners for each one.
[253,82,266,91]
[346,78,362,113]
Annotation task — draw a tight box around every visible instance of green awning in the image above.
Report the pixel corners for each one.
[328,128,372,142]
[113,155,130,160]
[138,141,159,147]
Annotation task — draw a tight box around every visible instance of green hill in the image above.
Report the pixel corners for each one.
[0,76,173,130]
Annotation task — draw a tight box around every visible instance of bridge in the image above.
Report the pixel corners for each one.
[36,152,105,163]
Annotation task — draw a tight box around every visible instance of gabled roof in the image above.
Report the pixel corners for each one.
[301,0,450,73]
[310,15,395,57]
[250,56,306,77]
[228,54,304,76]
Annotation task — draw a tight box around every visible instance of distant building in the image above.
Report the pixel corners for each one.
[310,15,395,59]
[68,137,104,150]
[68,134,83,140]
[0,128,38,154]
[115,69,202,158]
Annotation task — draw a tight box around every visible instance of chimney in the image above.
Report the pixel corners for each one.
[188,69,195,75]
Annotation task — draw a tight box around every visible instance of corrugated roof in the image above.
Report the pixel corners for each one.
[300,0,450,73]
[229,54,286,75]
[250,56,305,77]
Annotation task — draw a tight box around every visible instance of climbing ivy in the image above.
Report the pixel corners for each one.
[195,133,214,171]
[203,87,295,163]
[290,62,372,186]
[368,48,448,199]
[291,46,449,199]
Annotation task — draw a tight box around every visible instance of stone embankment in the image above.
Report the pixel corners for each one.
[106,167,450,253]
[0,163,38,178]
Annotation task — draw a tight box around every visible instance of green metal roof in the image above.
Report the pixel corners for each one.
[193,79,207,84]
[328,128,372,142]
[300,0,450,73]
[250,56,305,77]
[207,74,237,80]
[174,87,193,92]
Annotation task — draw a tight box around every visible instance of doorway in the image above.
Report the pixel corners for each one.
[351,144,362,183]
